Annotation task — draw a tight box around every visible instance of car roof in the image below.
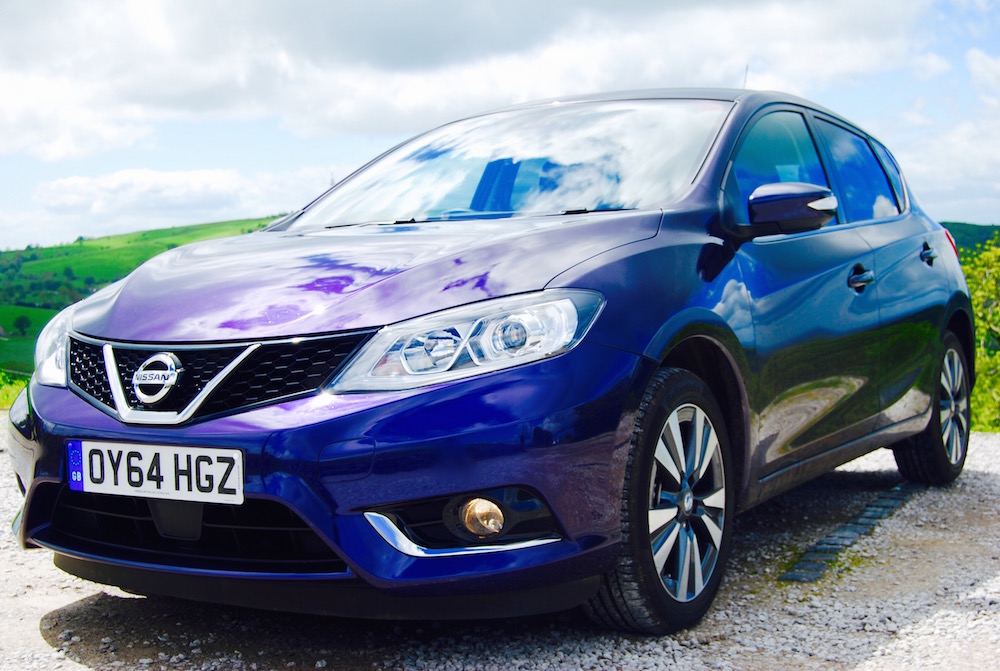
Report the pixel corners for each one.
[488,88,862,139]
[506,87,830,113]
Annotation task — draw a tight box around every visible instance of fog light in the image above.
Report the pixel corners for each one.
[460,498,504,538]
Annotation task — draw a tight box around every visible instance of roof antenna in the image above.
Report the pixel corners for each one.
[743,64,749,89]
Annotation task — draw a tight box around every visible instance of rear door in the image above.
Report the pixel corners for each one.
[727,108,883,478]
[812,119,949,430]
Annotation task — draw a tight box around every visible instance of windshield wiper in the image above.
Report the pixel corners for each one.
[323,209,631,230]
[323,219,416,229]
[557,206,633,216]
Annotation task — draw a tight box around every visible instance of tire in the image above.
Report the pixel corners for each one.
[585,368,734,634]
[893,331,971,485]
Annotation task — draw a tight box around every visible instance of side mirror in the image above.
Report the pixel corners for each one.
[722,182,839,240]
[748,182,838,234]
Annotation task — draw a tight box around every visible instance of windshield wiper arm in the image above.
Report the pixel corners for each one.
[324,219,418,229]
[557,206,633,216]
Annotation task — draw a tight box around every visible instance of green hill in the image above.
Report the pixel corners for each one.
[0,216,276,373]
[941,221,1000,254]
[2,216,997,376]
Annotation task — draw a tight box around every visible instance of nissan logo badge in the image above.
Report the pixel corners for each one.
[132,352,183,405]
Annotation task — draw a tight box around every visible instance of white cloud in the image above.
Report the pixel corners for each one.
[950,0,993,13]
[898,97,935,127]
[0,70,153,160]
[895,113,1000,224]
[1,0,997,237]
[36,169,245,216]
[968,48,1000,99]
[3,166,337,249]
[0,208,84,251]
[911,52,953,79]
[892,47,1000,224]
[0,0,942,158]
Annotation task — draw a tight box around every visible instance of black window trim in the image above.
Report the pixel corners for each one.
[868,137,910,214]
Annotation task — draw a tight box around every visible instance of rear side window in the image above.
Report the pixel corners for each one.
[729,111,829,223]
[871,140,906,211]
[815,120,900,222]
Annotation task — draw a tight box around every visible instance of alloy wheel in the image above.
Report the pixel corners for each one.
[940,347,970,465]
[647,403,727,602]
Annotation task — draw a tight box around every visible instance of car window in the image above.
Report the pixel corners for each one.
[284,100,732,229]
[728,111,829,223]
[870,139,906,211]
[815,120,900,222]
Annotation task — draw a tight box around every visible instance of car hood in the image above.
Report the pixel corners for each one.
[72,211,659,342]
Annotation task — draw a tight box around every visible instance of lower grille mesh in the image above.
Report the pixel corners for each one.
[44,485,348,575]
[70,339,114,408]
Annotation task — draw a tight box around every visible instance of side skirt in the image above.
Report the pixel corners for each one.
[746,409,930,510]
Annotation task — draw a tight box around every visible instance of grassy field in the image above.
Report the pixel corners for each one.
[0,216,276,375]
[0,305,59,338]
[0,305,58,372]
[2,217,999,426]
[2,216,275,300]
[0,371,27,409]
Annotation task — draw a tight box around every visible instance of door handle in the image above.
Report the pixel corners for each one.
[848,267,875,291]
[920,243,937,266]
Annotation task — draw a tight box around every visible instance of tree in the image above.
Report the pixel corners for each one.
[962,235,1000,431]
[63,266,76,280]
[13,314,30,336]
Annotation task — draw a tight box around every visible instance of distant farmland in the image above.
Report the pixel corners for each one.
[0,216,276,373]
[0,217,996,375]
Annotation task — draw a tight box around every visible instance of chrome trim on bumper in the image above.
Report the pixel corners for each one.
[364,512,560,558]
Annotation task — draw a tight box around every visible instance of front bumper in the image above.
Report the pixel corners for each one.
[6,342,651,616]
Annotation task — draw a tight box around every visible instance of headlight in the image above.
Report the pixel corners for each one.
[34,307,74,387]
[330,289,604,392]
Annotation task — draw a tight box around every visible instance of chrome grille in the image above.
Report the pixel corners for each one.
[68,331,372,424]
[113,346,240,411]
[198,339,360,416]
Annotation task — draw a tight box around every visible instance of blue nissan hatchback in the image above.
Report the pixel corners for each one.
[6,89,973,634]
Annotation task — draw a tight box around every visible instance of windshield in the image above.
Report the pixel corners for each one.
[285,99,731,229]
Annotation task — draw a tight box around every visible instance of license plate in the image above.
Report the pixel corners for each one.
[67,440,244,504]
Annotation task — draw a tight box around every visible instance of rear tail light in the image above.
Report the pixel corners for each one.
[945,229,960,260]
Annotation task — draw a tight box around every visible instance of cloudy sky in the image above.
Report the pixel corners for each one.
[1,0,998,250]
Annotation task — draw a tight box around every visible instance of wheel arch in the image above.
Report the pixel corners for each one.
[658,329,753,511]
[944,297,975,389]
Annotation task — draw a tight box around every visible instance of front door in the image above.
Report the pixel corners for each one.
[725,109,883,478]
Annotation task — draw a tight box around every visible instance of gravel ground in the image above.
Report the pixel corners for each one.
[2,409,998,670]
